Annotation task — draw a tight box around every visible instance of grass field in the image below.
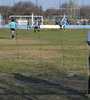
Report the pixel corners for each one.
[0,28,89,100]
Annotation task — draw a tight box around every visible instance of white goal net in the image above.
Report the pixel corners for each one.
[9,13,43,26]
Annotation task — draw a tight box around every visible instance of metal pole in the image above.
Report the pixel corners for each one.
[79,8,80,19]
[0,13,2,27]
[13,0,15,6]
[32,13,34,26]
[59,0,61,9]
[36,0,38,15]
[36,0,38,6]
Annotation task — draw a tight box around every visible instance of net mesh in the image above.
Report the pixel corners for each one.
[0,0,90,100]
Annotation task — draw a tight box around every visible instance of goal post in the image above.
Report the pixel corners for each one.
[53,15,72,20]
[9,13,43,26]
[53,8,80,20]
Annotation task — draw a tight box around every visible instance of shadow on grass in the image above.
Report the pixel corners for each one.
[0,73,87,100]
[13,73,86,95]
[0,36,10,39]
[14,73,87,99]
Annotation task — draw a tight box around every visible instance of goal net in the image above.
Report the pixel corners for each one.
[9,13,43,26]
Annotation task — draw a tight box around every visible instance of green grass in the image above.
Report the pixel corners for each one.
[0,28,89,100]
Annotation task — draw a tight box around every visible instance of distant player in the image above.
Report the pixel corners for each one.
[63,19,67,30]
[34,18,39,33]
[44,19,48,25]
[59,19,62,30]
[38,18,42,31]
[27,18,30,29]
[9,18,11,23]
[9,18,17,39]
[55,18,59,25]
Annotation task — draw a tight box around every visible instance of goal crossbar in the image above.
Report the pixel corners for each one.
[9,14,43,25]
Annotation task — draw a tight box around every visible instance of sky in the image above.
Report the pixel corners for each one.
[0,0,90,11]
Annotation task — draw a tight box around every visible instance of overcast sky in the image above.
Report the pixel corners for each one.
[0,0,90,10]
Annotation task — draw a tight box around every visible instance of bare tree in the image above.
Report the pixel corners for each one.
[0,1,43,19]
[80,5,90,18]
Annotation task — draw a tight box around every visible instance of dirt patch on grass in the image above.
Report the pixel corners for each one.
[18,46,62,59]
[42,45,89,50]
[18,39,49,44]
[0,39,49,44]
[0,45,87,60]
[0,39,88,62]
[0,39,17,44]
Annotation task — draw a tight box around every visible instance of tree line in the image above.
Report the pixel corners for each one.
[0,1,90,19]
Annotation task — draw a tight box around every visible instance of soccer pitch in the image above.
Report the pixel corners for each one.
[0,28,89,100]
